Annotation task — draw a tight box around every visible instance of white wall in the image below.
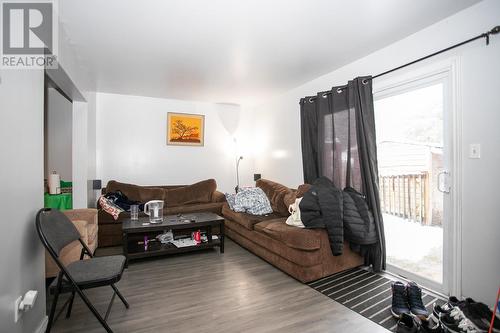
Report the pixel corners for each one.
[57,4,97,209]
[460,30,500,306]
[251,0,500,304]
[0,70,47,333]
[86,92,98,207]
[45,88,73,180]
[0,7,95,332]
[72,101,89,208]
[96,93,255,193]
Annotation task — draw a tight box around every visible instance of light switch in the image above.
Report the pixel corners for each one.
[469,144,481,159]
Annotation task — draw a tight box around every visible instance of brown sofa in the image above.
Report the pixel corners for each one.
[98,179,226,247]
[45,208,98,278]
[223,179,363,283]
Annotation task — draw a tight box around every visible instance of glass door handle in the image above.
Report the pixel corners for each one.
[437,170,450,193]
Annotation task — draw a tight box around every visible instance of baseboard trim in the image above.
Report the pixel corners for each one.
[35,315,48,333]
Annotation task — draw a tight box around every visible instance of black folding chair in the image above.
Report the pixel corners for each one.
[36,208,129,333]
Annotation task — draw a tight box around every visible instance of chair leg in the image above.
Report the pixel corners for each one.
[111,284,129,309]
[65,290,76,318]
[104,291,116,321]
[46,275,62,333]
[73,287,114,333]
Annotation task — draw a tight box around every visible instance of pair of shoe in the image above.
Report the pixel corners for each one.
[431,296,461,322]
[392,281,430,320]
[461,301,500,332]
[440,306,487,332]
[436,296,500,333]
[397,313,443,333]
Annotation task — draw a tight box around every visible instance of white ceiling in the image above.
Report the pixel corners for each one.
[59,0,481,104]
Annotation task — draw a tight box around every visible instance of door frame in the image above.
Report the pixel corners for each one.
[372,57,463,297]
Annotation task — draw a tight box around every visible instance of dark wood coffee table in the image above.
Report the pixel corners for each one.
[122,212,225,266]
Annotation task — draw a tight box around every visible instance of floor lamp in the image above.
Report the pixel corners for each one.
[235,156,243,193]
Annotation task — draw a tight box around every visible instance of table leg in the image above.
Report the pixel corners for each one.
[123,232,129,268]
[219,221,225,254]
[207,226,213,243]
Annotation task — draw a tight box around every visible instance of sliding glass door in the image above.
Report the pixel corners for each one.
[374,71,454,293]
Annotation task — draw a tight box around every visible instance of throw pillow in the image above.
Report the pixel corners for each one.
[233,187,273,215]
[98,196,124,220]
[225,193,237,211]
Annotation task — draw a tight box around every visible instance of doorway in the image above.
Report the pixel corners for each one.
[374,68,456,294]
[44,76,74,209]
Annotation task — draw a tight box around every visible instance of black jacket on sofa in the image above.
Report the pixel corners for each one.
[299,177,378,257]
[299,177,344,255]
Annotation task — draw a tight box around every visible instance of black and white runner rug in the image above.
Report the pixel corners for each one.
[307,267,446,332]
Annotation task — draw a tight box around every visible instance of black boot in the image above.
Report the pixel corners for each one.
[392,281,411,318]
[407,282,430,320]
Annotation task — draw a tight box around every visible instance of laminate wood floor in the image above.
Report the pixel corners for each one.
[50,239,389,333]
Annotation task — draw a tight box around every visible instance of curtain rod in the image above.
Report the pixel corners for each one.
[305,25,499,101]
[371,25,499,80]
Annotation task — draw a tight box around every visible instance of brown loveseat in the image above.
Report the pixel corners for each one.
[223,179,363,283]
[98,179,226,247]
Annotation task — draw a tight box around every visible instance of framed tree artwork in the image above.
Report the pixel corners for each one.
[167,112,205,146]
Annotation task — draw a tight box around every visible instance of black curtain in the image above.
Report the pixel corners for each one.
[300,76,386,271]
[300,95,319,184]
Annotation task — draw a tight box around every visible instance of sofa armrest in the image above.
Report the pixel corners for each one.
[212,191,226,203]
[45,219,88,279]
[63,208,98,226]
[72,219,89,242]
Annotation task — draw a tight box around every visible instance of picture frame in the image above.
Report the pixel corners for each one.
[167,112,205,146]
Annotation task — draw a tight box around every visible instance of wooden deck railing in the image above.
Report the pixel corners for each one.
[379,172,429,225]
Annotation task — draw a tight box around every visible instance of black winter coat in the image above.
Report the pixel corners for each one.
[342,187,378,245]
[299,177,379,257]
[299,177,344,255]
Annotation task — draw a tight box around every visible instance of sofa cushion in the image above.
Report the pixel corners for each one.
[254,220,321,251]
[256,179,294,216]
[140,187,165,202]
[165,179,217,207]
[222,203,281,230]
[165,202,223,215]
[224,218,322,267]
[105,180,143,202]
[225,220,363,282]
[284,183,311,207]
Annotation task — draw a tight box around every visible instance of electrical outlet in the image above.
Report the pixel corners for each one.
[14,296,22,323]
[469,144,481,159]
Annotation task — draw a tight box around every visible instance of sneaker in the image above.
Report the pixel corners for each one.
[392,281,411,318]
[419,317,444,333]
[398,313,444,333]
[440,306,487,333]
[397,313,419,333]
[407,282,430,320]
[432,296,461,321]
[461,302,499,332]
